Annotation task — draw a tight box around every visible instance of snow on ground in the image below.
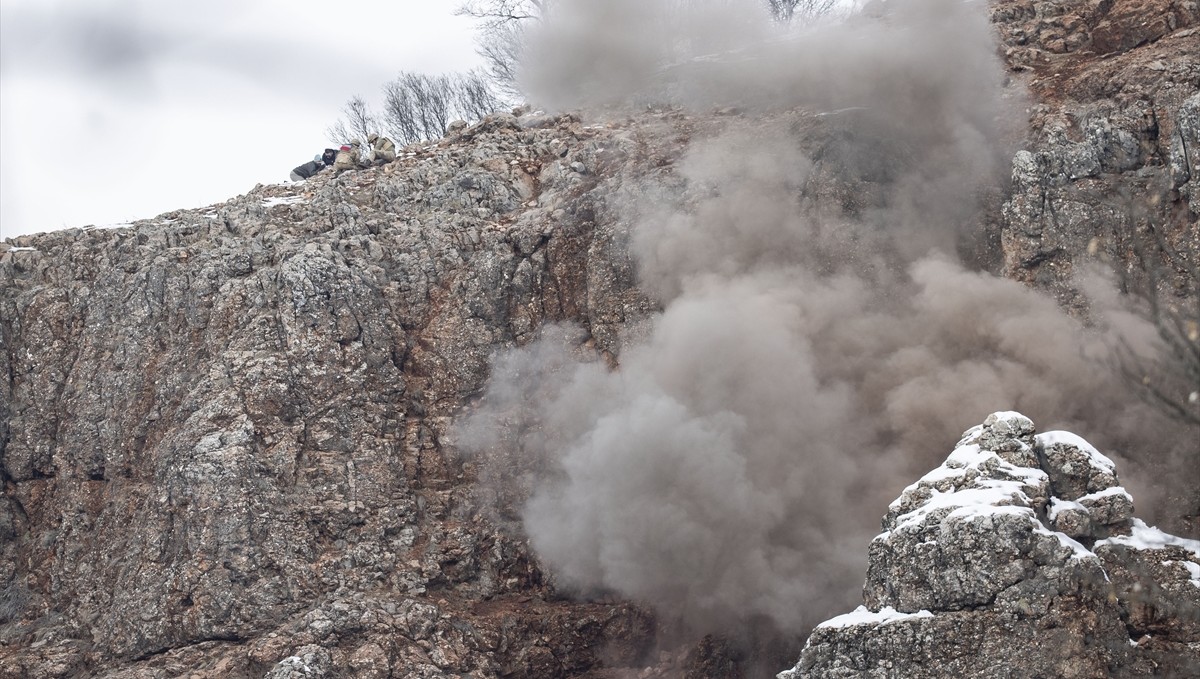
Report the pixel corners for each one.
[262,196,304,208]
[1162,560,1200,588]
[1031,520,1099,562]
[989,410,1029,424]
[816,605,934,629]
[891,442,1047,510]
[1076,486,1134,504]
[892,481,1035,530]
[887,413,1100,562]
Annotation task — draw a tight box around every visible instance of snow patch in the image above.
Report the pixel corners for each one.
[8,246,37,252]
[946,504,1035,523]
[1032,521,1097,561]
[816,605,934,629]
[893,479,1034,531]
[892,443,1046,511]
[1095,519,1200,558]
[1036,431,1116,471]
[262,196,304,208]
[1163,560,1200,588]
[1048,497,1085,521]
[84,222,135,230]
[1076,486,1133,504]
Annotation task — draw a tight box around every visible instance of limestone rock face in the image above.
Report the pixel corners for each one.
[0,111,665,678]
[781,412,1200,679]
[991,0,1200,309]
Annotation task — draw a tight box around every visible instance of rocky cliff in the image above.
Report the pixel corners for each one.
[2,0,1198,677]
[1,110,665,678]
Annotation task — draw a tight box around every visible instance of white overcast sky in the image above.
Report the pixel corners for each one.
[0,0,484,239]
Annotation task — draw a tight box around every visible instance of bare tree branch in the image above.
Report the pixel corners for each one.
[476,20,526,101]
[370,70,508,146]
[1111,201,1200,427]
[455,0,548,100]
[456,69,508,121]
[456,0,545,26]
[765,0,839,23]
[326,96,382,146]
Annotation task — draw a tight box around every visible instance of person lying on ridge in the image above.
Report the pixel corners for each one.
[290,148,339,181]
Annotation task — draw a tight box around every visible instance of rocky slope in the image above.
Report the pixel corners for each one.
[1,110,670,678]
[1,0,1198,677]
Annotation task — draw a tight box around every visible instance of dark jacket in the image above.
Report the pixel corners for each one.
[291,160,324,180]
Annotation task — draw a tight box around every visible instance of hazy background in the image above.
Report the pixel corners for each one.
[0,0,480,239]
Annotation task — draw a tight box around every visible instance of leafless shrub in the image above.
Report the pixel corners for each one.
[378,70,507,145]
[383,73,455,145]
[1114,222,1200,427]
[456,69,508,121]
[326,96,383,146]
[765,0,840,23]
[331,69,507,149]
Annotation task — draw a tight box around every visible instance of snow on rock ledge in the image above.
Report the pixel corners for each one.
[780,412,1200,679]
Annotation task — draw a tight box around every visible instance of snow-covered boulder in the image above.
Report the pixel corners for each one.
[780,412,1200,679]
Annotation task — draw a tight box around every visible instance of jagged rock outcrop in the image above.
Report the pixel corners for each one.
[991,0,1200,309]
[780,412,1200,678]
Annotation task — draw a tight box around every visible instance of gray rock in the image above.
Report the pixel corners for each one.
[0,104,660,678]
[266,645,332,679]
[783,412,1200,678]
[1036,430,1120,500]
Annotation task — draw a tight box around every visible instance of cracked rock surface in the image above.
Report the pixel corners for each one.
[0,110,666,679]
[991,0,1200,312]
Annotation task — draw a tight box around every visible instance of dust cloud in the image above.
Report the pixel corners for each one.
[456,0,1191,634]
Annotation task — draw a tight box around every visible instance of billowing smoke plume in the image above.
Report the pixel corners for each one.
[457,0,1192,634]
